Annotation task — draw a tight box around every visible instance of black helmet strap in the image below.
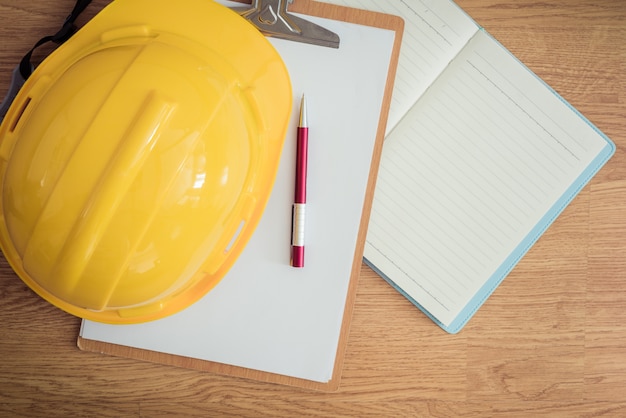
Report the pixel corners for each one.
[19,0,93,80]
[0,0,92,123]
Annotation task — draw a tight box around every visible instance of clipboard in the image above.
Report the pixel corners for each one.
[77,0,403,392]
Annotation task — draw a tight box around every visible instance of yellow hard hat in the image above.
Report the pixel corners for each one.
[0,0,292,323]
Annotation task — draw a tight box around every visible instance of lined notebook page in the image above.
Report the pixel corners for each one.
[365,30,610,327]
[329,0,477,130]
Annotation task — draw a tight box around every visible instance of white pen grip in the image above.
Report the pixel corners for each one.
[291,203,306,246]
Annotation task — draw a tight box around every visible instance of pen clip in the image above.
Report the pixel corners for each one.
[231,0,340,49]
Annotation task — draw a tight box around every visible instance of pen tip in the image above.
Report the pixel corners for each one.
[299,94,307,128]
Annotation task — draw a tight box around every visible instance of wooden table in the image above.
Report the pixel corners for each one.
[1,1,625,416]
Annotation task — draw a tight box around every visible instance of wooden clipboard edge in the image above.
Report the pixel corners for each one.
[77,0,404,393]
[77,335,331,390]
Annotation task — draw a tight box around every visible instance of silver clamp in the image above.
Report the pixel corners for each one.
[232,0,340,49]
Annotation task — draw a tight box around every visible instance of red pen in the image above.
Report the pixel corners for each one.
[291,95,308,268]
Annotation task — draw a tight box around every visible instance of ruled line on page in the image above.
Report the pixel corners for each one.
[444,69,573,178]
[473,51,590,154]
[445,80,573,182]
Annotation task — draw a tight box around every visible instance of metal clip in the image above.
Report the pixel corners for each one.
[232,0,340,49]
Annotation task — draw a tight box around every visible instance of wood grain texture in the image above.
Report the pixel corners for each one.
[1,0,625,416]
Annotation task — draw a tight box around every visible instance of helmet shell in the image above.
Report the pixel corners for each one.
[0,0,292,323]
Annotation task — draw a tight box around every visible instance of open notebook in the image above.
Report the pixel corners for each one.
[331,0,615,333]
